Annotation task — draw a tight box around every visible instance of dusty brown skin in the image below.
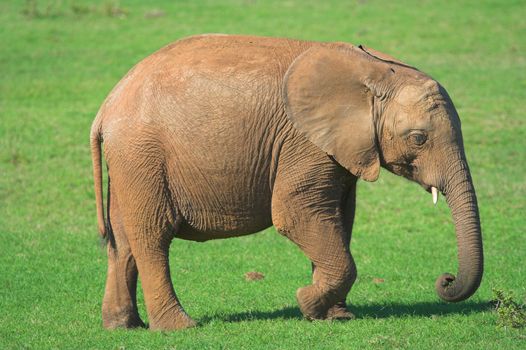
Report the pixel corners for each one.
[91,34,483,330]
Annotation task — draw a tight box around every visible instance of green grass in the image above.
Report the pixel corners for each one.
[1,0,525,348]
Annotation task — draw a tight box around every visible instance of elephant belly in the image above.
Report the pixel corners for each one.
[166,138,276,241]
[173,179,274,242]
[176,217,272,242]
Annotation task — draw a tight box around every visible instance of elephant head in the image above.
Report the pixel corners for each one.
[283,44,483,302]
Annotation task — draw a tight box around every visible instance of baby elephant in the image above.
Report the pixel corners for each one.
[91,34,483,330]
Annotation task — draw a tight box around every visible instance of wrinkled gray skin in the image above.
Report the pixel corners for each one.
[91,34,483,330]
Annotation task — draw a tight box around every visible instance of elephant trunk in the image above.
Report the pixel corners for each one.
[435,155,483,302]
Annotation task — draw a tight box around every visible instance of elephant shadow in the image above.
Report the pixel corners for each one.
[199,301,492,324]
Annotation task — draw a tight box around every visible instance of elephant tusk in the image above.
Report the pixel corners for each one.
[432,186,439,205]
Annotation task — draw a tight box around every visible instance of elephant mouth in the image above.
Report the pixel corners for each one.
[383,160,443,204]
[383,161,414,179]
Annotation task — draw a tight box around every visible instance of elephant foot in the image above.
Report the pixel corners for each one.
[326,301,355,320]
[296,285,334,320]
[148,307,197,331]
[103,307,145,329]
[296,286,354,321]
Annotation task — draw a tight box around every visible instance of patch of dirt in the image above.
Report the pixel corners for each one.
[245,271,265,281]
[372,277,385,284]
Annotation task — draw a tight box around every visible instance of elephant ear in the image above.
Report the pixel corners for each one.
[358,44,418,70]
[283,45,387,182]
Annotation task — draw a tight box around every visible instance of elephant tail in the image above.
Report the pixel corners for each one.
[90,116,109,243]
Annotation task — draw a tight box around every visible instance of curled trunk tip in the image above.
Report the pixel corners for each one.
[435,272,481,302]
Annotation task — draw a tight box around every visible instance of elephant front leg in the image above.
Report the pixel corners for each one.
[312,264,355,320]
[273,198,357,320]
[311,179,357,320]
[294,242,357,320]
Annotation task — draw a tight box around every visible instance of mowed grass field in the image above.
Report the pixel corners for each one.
[1,0,525,348]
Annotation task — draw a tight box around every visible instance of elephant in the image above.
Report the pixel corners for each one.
[90,34,483,330]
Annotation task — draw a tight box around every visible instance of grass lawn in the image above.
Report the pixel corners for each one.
[1,0,525,348]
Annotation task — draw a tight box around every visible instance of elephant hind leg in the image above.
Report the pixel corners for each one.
[110,167,195,331]
[102,192,145,329]
[132,245,196,330]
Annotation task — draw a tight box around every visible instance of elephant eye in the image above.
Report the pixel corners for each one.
[409,132,427,146]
